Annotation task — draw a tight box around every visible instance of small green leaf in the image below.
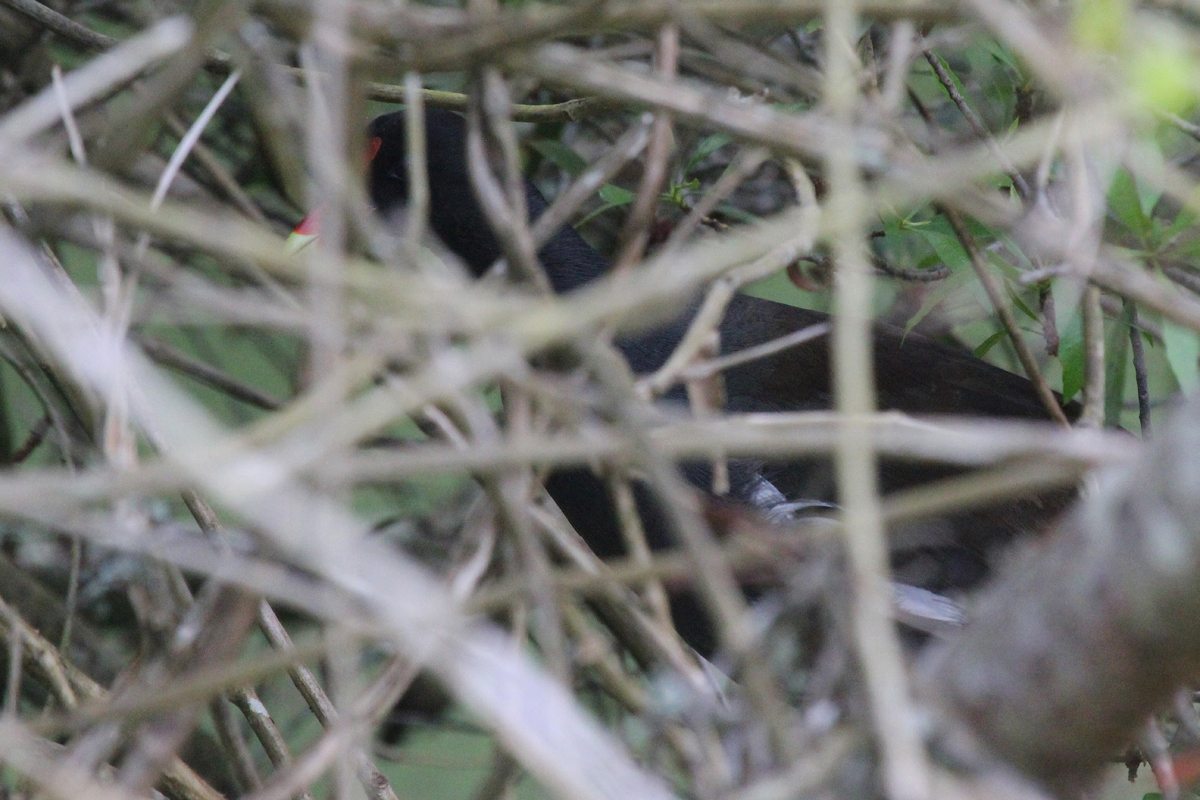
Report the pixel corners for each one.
[769,100,811,114]
[1132,142,1165,216]
[912,228,971,272]
[1059,323,1085,403]
[973,329,1008,358]
[528,139,587,177]
[662,178,700,208]
[994,230,1034,270]
[1160,207,1197,242]
[1104,302,1132,427]
[598,184,635,205]
[576,202,622,227]
[984,40,1022,75]
[1053,279,1086,402]
[684,133,732,175]
[1163,318,1200,392]
[714,203,759,224]
[576,184,637,226]
[1009,289,1039,323]
[903,267,975,336]
[1108,169,1151,237]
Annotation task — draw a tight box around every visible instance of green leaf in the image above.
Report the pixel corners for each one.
[1159,207,1197,243]
[973,329,1008,358]
[994,230,1033,270]
[576,186,636,227]
[912,228,971,272]
[662,178,700,208]
[903,267,975,335]
[1009,289,1039,323]
[684,133,732,175]
[769,100,811,114]
[575,202,622,227]
[1053,278,1086,402]
[1059,321,1085,403]
[1163,317,1200,392]
[1132,142,1164,216]
[985,40,1022,75]
[528,139,587,177]
[714,202,759,224]
[1104,301,1132,427]
[1108,169,1151,238]
[598,184,635,205]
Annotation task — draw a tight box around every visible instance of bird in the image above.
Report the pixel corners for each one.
[300,108,1077,657]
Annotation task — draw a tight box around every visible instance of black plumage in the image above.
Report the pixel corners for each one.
[365,108,1075,654]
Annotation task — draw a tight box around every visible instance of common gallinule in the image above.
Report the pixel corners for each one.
[299,108,1077,657]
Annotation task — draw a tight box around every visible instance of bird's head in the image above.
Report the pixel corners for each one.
[287,109,488,268]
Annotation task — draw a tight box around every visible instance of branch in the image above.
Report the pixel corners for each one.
[0,593,227,800]
[922,386,1200,794]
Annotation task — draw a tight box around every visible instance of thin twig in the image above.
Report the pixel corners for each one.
[614,22,679,272]
[1091,256,1200,333]
[1127,299,1152,437]
[373,87,620,123]
[660,146,770,253]
[0,17,191,145]
[580,340,800,762]
[403,72,430,265]
[879,21,916,114]
[163,114,265,224]
[530,118,653,248]
[679,322,830,382]
[210,694,263,793]
[150,71,242,214]
[58,535,82,661]
[4,603,22,716]
[137,336,283,411]
[186,491,402,800]
[873,255,950,282]
[1159,109,1200,142]
[0,594,227,800]
[605,471,674,629]
[826,2,931,797]
[922,48,1031,201]
[465,85,550,292]
[1162,264,1200,297]
[942,206,1070,426]
[229,688,310,800]
[1078,285,1105,429]
[0,0,116,49]
[50,65,86,165]
[9,414,51,464]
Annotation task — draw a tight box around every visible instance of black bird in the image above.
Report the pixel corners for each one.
[335,109,1075,655]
